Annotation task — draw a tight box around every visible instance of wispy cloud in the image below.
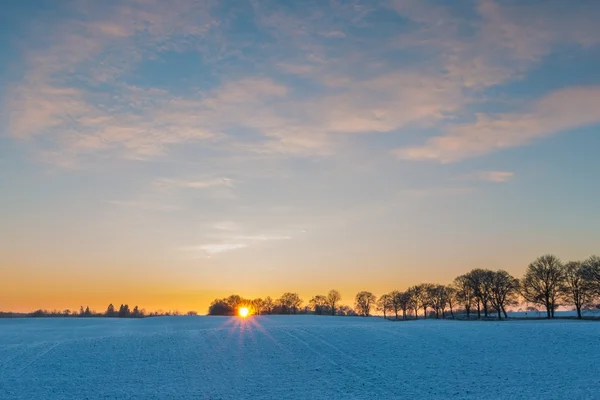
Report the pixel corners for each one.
[395,86,600,162]
[108,200,180,212]
[155,177,233,189]
[462,171,514,183]
[3,0,600,166]
[182,243,248,256]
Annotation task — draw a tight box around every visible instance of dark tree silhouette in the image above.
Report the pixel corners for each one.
[395,291,412,319]
[279,293,303,314]
[582,255,600,295]
[453,274,474,319]
[489,270,519,320]
[377,293,393,319]
[355,291,376,316]
[521,254,565,319]
[468,269,494,318]
[561,261,594,319]
[106,304,116,317]
[208,299,233,315]
[309,295,328,315]
[326,290,342,316]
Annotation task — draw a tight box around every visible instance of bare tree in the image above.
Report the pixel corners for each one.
[468,269,494,318]
[377,293,393,319]
[279,293,303,314]
[326,290,342,316]
[561,261,594,319]
[521,254,565,318]
[407,286,420,319]
[394,291,412,319]
[262,296,274,314]
[445,286,457,319]
[428,285,450,319]
[309,295,328,315]
[355,291,377,316]
[489,270,519,319]
[453,274,474,319]
[389,290,402,319]
[251,298,264,315]
[582,255,600,295]
[411,284,433,318]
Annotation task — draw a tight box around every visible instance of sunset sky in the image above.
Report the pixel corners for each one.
[1,0,599,313]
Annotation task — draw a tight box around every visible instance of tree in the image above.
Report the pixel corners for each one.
[411,284,433,318]
[582,255,600,295]
[561,261,595,319]
[105,304,116,317]
[406,287,420,319]
[395,291,412,319]
[262,296,275,314]
[521,254,565,318]
[428,285,450,319]
[377,293,393,319]
[309,295,328,315]
[445,286,457,319]
[389,291,402,319]
[326,290,342,316]
[467,269,494,318]
[489,270,519,320]
[453,274,474,319]
[208,299,232,315]
[252,298,264,315]
[355,291,376,316]
[118,304,130,318]
[279,293,303,314]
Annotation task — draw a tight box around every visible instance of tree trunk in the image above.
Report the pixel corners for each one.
[383,310,386,319]
[576,305,582,319]
[476,302,481,319]
[466,306,470,319]
[402,310,406,320]
[423,307,427,319]
[502,306,508,319]
[450,307,454,319]
[483,302,488,318]
[497,307,502,320]
[395,310,398,320]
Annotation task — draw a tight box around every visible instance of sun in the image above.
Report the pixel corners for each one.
[238,307,250,318]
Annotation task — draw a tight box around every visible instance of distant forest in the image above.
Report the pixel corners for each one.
[209,254,600,320]
[2,254,599,320]
[0,303,199,319]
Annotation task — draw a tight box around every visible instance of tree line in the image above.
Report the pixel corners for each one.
[0,303,199,318]
[208,290,358,316]
[209,254,600,320]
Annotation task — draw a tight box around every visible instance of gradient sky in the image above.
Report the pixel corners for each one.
[1,0,600,313]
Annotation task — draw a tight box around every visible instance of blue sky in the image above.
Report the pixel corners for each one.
[1,0,599,312]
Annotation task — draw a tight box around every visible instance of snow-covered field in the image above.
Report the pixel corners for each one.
[1,316,599,399]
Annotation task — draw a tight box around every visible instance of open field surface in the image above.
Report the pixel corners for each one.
[1,316,599,399]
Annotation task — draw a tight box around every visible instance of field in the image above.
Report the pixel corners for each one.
[1,316,599,399]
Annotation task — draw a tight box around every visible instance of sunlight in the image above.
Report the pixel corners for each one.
[239,307,249,318]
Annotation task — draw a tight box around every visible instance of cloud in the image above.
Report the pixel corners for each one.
[183,243,248,256]
[213,221,241,231]
[108,200,180,212]
[321,30,346,38]
[232,234,291,241]
[395,86,600,162]
[463,171,514,183]
[3,0,600,166]
[155,177,233,189]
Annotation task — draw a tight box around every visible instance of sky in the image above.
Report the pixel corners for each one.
[1,0,599,313]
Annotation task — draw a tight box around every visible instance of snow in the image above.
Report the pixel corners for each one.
[1,316,599,399]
